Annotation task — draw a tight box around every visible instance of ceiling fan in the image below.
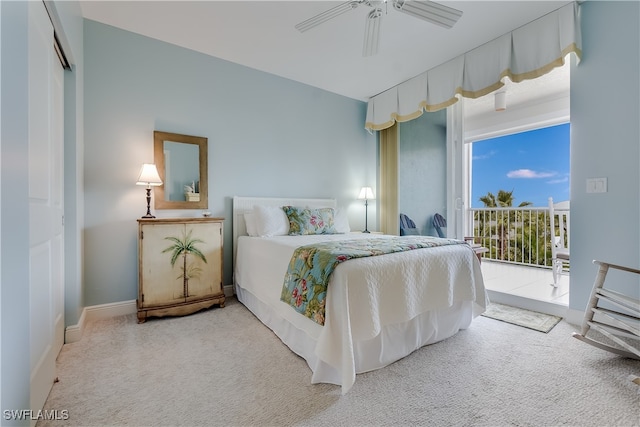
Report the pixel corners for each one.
[295,0,463,57]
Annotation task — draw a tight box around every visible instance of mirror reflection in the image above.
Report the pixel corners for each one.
[163,141,200,202]
[153,131,208,210]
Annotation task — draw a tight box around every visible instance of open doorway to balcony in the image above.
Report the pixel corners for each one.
[463,61,570,316]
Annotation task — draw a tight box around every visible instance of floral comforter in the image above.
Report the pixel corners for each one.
[280,236,466,325]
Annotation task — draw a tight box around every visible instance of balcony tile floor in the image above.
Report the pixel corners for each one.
[480,260,570,317]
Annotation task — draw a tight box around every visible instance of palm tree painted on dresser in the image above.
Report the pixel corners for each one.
[162,228,207,299]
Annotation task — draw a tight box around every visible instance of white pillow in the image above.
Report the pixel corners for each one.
[253,205,289,237]
[244,212,258,237]
[334,208,351,233]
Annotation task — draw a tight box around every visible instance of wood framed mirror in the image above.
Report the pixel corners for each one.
[153,131,208,210]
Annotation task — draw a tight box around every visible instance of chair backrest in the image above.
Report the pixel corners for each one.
[548,197,570,255]
[432,213,447,238]
[399,213,420,235]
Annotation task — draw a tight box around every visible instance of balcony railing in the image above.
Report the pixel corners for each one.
[467,206,567,269]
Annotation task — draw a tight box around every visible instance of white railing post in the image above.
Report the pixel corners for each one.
[468,205,566,269]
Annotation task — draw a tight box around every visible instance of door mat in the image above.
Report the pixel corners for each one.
[481,303,562,333]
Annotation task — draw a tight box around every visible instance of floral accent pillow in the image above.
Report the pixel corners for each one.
[282,206,338,235]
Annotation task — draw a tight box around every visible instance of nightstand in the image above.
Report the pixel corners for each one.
[137,217,225,323]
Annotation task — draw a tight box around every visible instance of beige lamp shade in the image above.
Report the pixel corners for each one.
[136,163,163,187]
[358,187,375,200]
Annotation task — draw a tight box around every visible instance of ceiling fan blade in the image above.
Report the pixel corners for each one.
[363,8,383,57]
[392,0,463,29]
[295,1,362,33]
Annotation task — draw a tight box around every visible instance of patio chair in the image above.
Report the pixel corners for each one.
[399,213,420,235]
[572,260,640,361]
[432,213,447,238]
[548,197,570,287]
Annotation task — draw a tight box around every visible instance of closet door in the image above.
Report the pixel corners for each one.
[29,0,65,414]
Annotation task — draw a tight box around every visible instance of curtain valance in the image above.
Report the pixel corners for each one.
[365,2,581,132]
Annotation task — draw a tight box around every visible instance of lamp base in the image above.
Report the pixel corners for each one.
[142,187,155,219]
[362,199,370,234]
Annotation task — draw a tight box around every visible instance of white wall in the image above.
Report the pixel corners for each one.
[569,1,640,311]
[83,20,376,306]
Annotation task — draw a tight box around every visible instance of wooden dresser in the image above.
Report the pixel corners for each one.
[137,217,225,323]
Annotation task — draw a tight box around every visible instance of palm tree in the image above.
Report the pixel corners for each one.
[478,190,533,261]
[479,189,532,208]
[162,228,207,299]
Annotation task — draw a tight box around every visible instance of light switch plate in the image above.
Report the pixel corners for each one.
[586,177,607,193]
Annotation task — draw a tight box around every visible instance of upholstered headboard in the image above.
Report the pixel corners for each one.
[232,196,337,265]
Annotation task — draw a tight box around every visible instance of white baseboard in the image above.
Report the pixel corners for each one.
[486,290,569,318]
[64,300,137,343]
[224,284,234,297]
[486,290,588,329]
[64,308,87,344]
[65,287,235,343]
[88,299,138,321]
[564,307,586,327]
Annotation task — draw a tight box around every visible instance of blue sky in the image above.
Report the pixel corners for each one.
[471,123,570,208]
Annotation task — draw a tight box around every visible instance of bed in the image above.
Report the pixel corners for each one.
[233,196,488,394]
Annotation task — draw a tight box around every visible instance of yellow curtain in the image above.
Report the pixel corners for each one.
[379,123,399,235]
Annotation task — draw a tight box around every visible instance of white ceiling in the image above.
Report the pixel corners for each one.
[79,0,571,117]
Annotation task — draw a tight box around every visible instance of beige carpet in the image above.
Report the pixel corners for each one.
[38,297,639,427]
[481,303,563,333]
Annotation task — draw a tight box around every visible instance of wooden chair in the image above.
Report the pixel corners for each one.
[572,260,640,361]
[548,197,570,287]
[433,213,488,263]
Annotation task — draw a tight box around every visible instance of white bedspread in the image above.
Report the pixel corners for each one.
[235,233,487,393]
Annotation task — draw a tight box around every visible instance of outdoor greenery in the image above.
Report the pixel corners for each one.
[474,190,557,267]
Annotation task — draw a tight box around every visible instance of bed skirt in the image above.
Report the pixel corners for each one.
[235,282,474,392]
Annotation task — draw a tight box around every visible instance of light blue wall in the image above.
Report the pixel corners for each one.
[569,1,640,311]
[56,0,85,346]
[83,20,376,306]
[1,1,31,418]
[1,0,85,418]
[398,110,447,236]
[2,1,638,414]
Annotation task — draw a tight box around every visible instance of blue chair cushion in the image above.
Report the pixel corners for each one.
[400,213,420,235]
[400,228,420,236]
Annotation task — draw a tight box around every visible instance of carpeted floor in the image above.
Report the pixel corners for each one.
[38,297,640,427]
[481,303,563,333]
